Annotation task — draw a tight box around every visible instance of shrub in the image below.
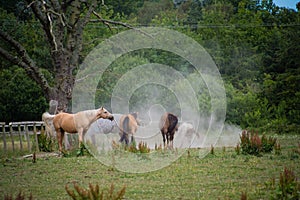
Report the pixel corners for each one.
[37,130,54,152]
[274,167,300,200]
[240,130,262,156]
[239,130,277,156]
[127,141,150,154]
[261,135,277,153]
[65,182,126,200]
[138,141,150,153]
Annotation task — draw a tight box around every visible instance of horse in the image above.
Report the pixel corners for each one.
[42,107,114,152]
[119,112,140,145]
[159,112,179,149]
[96,114,123,134]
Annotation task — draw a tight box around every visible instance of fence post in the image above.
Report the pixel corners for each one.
[9,123,15,151]
[25,124,31,151]
[18,124,23,151]
[33,123,39,152]
[1,122,6,152]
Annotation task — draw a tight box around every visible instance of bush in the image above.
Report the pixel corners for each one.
[239,130,277,156]
[37,130,54,152]
[273,167,300,200]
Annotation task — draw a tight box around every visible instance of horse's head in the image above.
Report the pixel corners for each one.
[97,107,114,121]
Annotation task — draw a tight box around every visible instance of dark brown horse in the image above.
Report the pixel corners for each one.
[42,107,114,152]
[159,112,179,149]
[119,112,139,145]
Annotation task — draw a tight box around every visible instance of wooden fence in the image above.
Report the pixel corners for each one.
[0,121,45,152]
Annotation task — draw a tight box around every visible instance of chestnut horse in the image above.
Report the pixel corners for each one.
[159,112,179,149]
[42,107,114,152]
[119,112,139,145]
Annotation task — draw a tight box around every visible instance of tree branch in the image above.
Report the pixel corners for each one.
[91,11,153,38]
[92,11,134,30]
[0,29,51,93]
[66,0,97,72]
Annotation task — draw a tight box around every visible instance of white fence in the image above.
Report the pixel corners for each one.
[0,121,45,152]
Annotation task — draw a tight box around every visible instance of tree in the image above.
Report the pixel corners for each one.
[0,67,47,122]
[0,0,130,112]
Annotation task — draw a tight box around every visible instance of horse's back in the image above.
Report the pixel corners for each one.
[53,113,77,133]
[120,113,138,134]
[159,112,178,133]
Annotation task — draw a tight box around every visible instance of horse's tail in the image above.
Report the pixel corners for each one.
[167,114,178,133]
[42,112,55,122]
[120,116,130,144]
[123,116,129,135]
[42,112,55,136]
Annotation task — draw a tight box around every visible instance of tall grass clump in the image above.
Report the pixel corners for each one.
[272,167,300,200]
[127,141,150,154]
[239,130,277,156]
[4,192,33,200]
[65,182,126,200]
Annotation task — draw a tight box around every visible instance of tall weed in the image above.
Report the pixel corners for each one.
[239,130,277,156]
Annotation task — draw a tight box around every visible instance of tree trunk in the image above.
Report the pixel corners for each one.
[0,0,130,114]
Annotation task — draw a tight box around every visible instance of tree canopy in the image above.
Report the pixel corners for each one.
[0,0,299,133]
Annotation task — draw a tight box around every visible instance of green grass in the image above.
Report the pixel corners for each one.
[0,134,299,199]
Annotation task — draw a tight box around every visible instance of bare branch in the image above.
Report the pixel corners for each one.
[0,29,51,92]
[91,11,153,38]
[0,47,30,70]
[46,12,58,51]
[48,9,66,26]
[26,0,36,8]
[92,11,134,30]
[0,29,32,67]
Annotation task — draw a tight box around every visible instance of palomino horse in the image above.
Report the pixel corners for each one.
[119,112,139,145]
[42,107,114,152]
[159,112,179,149]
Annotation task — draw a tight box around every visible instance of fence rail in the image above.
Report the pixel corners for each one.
[0,121,45,152]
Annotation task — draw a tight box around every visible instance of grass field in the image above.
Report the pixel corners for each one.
[0,134,299,199]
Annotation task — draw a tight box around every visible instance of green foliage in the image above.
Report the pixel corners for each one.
[0,67,48,122]
[37,131,54,152]
[76,143,91,157]
[239,130,277,156]
[271,167,300,200]
[1,0,299,132]
[65,183,126,200]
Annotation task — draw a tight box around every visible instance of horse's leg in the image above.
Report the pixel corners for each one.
[56,128,65,153]
[130,134,135,144]
[78,129,84,148]
[119,131,129,145]
[161,130,166,148]
[166,133,171,149]
[170,132,175,149]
